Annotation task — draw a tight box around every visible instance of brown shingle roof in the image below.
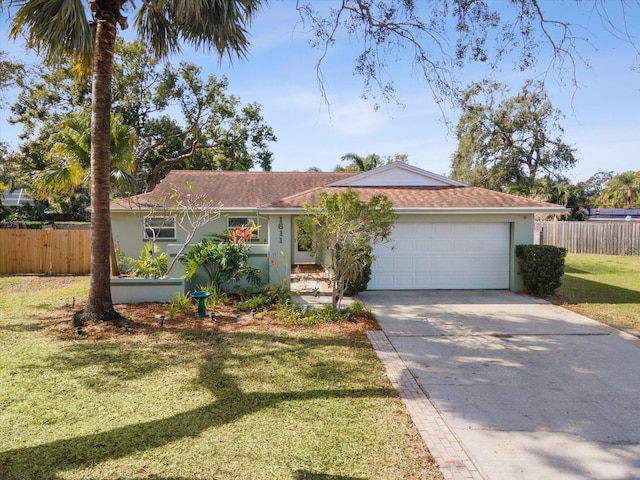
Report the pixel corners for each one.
[111,170,358,209]
[268,186,563,209]
[111,170,563,211]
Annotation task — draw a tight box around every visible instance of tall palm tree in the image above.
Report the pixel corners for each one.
[5,0,261,323]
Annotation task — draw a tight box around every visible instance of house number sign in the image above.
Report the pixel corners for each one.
[278,217,283,244]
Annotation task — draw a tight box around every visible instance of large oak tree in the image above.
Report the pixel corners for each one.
[296,1,640,107]
[451,79,577,192]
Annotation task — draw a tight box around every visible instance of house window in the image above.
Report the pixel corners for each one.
[144,216,176,240]
[227,216,259,243]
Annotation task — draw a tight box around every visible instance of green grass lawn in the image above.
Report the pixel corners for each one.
[553,254,640,334]
[0,276,441,480]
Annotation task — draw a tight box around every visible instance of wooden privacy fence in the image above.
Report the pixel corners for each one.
[0,229,91,275]
[535,221,640,255]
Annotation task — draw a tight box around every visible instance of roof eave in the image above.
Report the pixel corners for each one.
[258,206,569,215]
[111,204,262,212]
[257,207,306,215]
[392,207,569,214]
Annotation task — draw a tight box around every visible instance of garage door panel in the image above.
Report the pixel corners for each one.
[395,256,417,270]
[369,222,510,290]
[393,239,415,251]
[431,237,452,253]
[476,243,500,255]
[412,223,433,236]
[373,276,396,289]
[453,237,479,250]
[372,256,395,276]
[395,275,419,289]
[412,238,433,250]
[393,223,415,236]
[432,255,465,271]
[413,256,432,270]
[467,255,504,270]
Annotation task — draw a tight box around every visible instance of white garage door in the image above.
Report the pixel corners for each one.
[369,222,510,290]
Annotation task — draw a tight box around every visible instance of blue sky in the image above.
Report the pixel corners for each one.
[1,2,639,182]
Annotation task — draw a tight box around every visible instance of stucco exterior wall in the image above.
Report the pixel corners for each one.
[111,210,269,280]
[112,208,536,292]
[266,214,293,286]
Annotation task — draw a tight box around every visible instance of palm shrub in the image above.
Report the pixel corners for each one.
[133,243,168,278]
[344,244,373,296]
[180,234,262,291]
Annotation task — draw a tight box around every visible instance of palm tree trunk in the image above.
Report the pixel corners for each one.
[76,10,120,324]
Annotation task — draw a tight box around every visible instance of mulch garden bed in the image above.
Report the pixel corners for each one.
[44,298,380,341]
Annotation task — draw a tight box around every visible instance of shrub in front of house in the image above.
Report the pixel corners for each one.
[180,234,262,291]
[117,243,168,278]
[344,244,373,296]
[515,244,567,296]
[235,283,290,312]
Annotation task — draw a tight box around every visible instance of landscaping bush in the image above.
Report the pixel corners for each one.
[115,243,168,278]
[236,283,290,312]
[515,244,567,296]
[344,244,373,296]
[134,243,168,278]
[180,234,262,291]
[275,300,373,325]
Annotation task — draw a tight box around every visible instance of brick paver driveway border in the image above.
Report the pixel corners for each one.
[368,330,486,480]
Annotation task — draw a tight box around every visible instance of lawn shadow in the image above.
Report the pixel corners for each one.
[42,340,186,388]
[294,470,366,480]
[0,331,396,480]
[0,321,41,333]
[563,265,590,274]
[558,275,640,305]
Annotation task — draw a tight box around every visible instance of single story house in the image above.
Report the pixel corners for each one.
[110,162,566,293]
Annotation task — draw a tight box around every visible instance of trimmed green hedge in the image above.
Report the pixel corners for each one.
[515,244,567,296]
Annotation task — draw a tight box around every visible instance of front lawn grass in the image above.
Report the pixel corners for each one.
[0,276,441,480]
[553,254,640,334]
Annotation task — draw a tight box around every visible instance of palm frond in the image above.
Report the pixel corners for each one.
[34,160,88,198]
[136,0,262,60]
[110,115,138,173]
[9,0,93,67]
[48,112,92,167]
[110,168,138,194]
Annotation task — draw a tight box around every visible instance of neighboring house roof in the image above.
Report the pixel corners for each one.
[588,208,640,221]
[110,163,565,213]
[1,188,34,207]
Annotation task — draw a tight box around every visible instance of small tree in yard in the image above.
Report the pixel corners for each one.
[123,182,221,277]
[297,189,397,309]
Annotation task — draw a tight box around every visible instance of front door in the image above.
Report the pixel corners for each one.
[293,222,315,264]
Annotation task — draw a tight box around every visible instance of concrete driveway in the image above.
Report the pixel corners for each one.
[359,290,640,480]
